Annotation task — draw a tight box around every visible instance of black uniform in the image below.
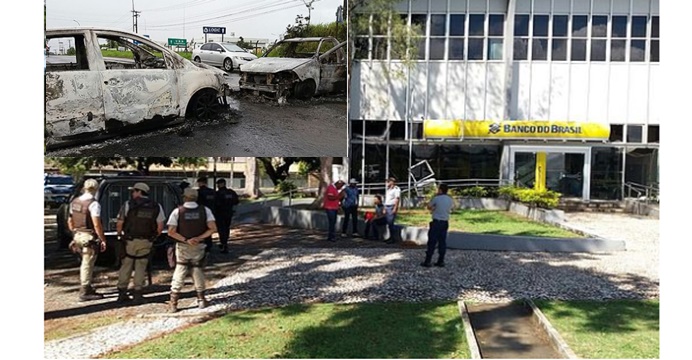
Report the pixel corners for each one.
[196,185,216,251]
[215,187,239,251]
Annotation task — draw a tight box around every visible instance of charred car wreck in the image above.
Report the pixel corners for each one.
[239,37,346,101]
[45,28,232,149]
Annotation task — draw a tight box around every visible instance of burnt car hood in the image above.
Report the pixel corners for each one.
[240,57,312,73]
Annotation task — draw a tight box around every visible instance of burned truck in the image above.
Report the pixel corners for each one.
[45,28,231,149]
[238,37,346,101]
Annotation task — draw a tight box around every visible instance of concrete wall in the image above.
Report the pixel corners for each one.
[260,206,625,253]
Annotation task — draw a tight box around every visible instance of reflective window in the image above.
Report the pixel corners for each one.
[571,39,587,61]
[591,16,608,37]
[469,14,485,36]
[553,15,569,37]
[611,40,626,62]
[552,39,567,61]
[515,15,529,36]
[488,38,503,60]
[651,40,659,62]
[488,14,504,36]
[612,16,628,38]
[652,16,659,38]
[514,38,528,60]
[450,14,465,36]
[627,125,643,143]
[449,38,465,60]
[572,15,588,37]
[430,14,446,36]
[533,15,549,37]
[647,125,660,143]
[429,38,446,60]
[631,16,647,37]
[468,38,484,60]
[532,39,548,60]
[631,39,646,62]
[591,40,606,61]
[411,14,428,35]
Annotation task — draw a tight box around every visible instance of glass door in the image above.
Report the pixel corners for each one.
[514,152,536,188]
[545,153,584,198]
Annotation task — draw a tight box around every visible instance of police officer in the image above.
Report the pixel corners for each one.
[196,177,216,253]
[115,182,166,304]
[214,178,239,254]
[68,178,107,302]
[166,188,217,313]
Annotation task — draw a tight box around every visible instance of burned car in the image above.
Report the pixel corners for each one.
[45,28,232,149]
[239,37,346,100]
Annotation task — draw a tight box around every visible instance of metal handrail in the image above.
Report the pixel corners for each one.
[624,181,659,205]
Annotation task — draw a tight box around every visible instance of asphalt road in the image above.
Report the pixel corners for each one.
[45,73,347,157]
[45,97,347,157]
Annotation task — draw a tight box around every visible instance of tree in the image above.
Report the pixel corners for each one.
[46,157,177,178]
[236,36,254,50]
[301,0,319,25]
[244,157,261,199]
[174,157,208,178]
[310,157,334,209]
[257,157,321,186]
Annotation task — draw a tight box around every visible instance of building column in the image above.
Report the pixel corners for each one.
[534,152,547,191]
[503,0,517,120]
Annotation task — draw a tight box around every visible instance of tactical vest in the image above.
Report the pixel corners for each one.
[215,188,239,215]
[70,197,95,232]
[197,187,216,208]
[123,197,160,239]
[177,206,208,238]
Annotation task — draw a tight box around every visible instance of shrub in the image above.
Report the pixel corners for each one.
[275,180,297,195]
[498,185,561,209]
[458,186,489,198]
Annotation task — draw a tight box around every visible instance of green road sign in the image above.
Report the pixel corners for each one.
[168,38,187,46]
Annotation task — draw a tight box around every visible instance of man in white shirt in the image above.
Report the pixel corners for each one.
[166,188,217,313]
[384,177,401,244]
[68,178,107,302]
[422,183,455,267]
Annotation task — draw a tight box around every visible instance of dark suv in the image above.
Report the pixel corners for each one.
[56,175,187,267]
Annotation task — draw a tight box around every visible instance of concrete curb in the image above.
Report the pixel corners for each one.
[526,299,579,359]
[262,206,626,253]
[457,301,482,359]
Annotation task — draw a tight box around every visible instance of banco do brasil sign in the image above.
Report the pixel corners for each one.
[424,120,610,140]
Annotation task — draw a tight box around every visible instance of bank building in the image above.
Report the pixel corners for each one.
[348,0,659,201]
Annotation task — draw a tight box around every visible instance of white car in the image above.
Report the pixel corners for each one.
[192,42,257,72]
[44,28,231,149]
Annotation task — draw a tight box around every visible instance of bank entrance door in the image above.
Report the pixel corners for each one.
[507,145,591,200]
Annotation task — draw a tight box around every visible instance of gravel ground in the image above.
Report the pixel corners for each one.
[44,213,659,358]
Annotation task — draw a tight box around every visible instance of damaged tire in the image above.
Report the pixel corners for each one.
[186,90,221,121]
[193,56,201,63]
[293,79,316,100]
[223,58,233,72]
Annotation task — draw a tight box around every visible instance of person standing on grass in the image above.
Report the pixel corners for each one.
[421,183,455,268]
[324,179,345,242]
[384,177,401,244]
[341,178,360,237]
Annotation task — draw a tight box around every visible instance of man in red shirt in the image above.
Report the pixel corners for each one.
[324,179,345,242]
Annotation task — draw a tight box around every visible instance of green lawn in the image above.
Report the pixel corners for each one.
[386,209,581,238]
[108,302,470,359]
[535,300,660,359]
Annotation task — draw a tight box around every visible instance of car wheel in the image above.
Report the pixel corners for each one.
[293,79,316,100]
[223,58,233,72]
[194,56,201,63]
[187,90,221,121]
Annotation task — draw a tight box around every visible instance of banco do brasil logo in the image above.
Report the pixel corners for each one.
[488,123,501,134]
